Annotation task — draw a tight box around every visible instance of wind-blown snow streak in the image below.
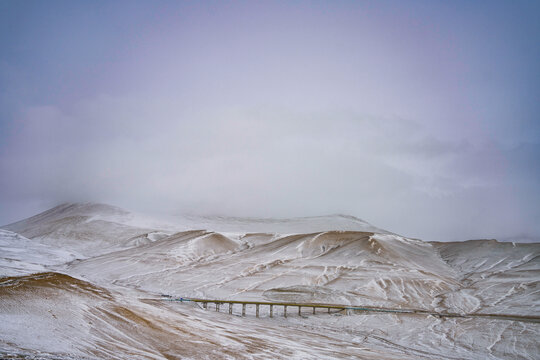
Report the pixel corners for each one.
[1,203,539,359]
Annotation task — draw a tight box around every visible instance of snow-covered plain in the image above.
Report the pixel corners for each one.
[1,203,539,359]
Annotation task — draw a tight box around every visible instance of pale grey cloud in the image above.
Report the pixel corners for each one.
[1,1,539,242]
[1,96,538,241]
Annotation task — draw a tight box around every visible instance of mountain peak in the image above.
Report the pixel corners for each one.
[3,202,129,231]
[3,202,391,236]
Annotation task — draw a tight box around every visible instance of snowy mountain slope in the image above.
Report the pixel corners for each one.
[0,229,75,276]
[68,229,537,316]
[168,213,390,234]
[1,203,539,359]
[1,202,389,258]
[4,203,130,228]
[2,203,167,258]
[432,240,540,315]
[3,202,389,235]
[4,272,386,360]
[7,271,536,360]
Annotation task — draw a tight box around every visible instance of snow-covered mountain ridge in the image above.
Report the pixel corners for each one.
[4,202,389,236]
[1,203,539,359]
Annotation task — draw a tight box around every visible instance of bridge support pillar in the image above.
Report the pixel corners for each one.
[328,307,331,314]
[203,302,207,309]
[313,306,316,315]
[256,304,260,318]
[242,303,246,316]
[298,306,301,316]
[269,304,273,318]
[216,303,220,312]
[229,303,233,314]
[284,305,287,318]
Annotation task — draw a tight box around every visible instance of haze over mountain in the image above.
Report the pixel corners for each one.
[1,1,540,243]
[1,1,539,358]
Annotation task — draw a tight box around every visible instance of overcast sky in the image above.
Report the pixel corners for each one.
[1,0,539,241]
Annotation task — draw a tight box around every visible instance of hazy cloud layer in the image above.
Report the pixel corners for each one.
[1,1,539,241]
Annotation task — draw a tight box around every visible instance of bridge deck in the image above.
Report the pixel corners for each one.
[161,297,540,323]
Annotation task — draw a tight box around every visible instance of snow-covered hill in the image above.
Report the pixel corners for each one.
[3,203,168,258]
[166,213,390,234]
[1,203,539,359]
[0,229,75,276]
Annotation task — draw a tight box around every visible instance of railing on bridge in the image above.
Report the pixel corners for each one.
[159,296,540,323]
[163,297,419,318]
